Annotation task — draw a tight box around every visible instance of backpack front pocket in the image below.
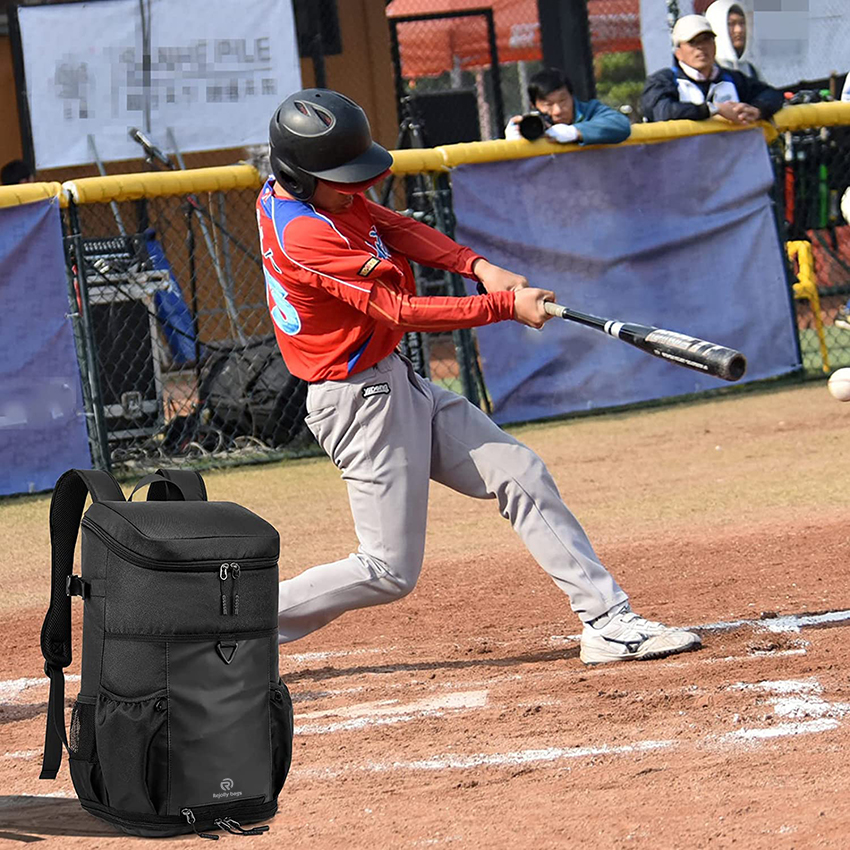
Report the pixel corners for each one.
[95,689,169,814]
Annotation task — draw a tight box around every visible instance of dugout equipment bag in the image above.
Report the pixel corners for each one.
[39,468,293,838]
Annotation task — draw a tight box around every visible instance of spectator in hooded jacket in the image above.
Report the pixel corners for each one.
[505,68,631,146]
[641,15,783,124]
[705,1,764,81]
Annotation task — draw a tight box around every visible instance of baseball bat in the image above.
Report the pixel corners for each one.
[543,302,747,382]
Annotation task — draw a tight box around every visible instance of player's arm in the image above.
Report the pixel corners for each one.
[280,215,520,330]
[365,200,527,293]
[368,282,553,331]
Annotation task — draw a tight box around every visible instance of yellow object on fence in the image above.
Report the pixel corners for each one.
[3,102,850,205]
[787,240,830,374]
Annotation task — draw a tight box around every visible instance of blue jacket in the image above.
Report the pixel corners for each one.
[573,98,632,145]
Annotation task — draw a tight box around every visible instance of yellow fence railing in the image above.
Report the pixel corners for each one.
[2,102,850,208]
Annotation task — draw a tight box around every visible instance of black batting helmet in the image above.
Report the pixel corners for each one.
[269,89,392,200]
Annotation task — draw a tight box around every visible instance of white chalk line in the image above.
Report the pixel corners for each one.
[294,674,849,779]
[295,739,677,780]
[5,674,848,783]
[715,676,850,744]
[549,607,850,645]
[0,674,80,703]
[296,690,489,736]
[4,611,849,778]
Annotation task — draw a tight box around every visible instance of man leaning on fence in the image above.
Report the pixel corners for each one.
[505,68,631,146]
[641,15,783,125]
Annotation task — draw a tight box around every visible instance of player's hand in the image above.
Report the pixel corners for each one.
[473,259,528,292]
[715,101,760,124]
[505,116,523,140]
[513,287,555,329]
[545,123,581,144]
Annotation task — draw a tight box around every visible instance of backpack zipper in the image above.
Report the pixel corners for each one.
[219,564,230,615]
[230,563,241,616]
[182,808,219,840]
[214,816,270,836]
[81,519,277,572]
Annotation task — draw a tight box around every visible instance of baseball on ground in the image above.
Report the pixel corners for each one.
[827,367,850,402]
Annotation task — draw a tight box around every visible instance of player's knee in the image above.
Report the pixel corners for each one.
[381,562,419,600]
[362,553,421,602]
[495,445,555,511]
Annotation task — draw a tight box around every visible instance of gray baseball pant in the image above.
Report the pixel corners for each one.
[277,352,627,643]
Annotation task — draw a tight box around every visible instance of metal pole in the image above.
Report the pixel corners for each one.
[68,199,112,470]
[87,135,128,237]
[430,173,480,408]
[484,9,505,137]
[215,192,235,309]
[167,128,246,344]
[389,19,405,129]
[140,0,152,134]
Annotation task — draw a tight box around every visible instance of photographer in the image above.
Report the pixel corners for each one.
[505,68,631,146]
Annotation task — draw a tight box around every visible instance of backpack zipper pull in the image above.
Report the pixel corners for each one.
[230,563,241,616]
[219,564,229,615]
[182,808,219,840]
[223,817,269,836]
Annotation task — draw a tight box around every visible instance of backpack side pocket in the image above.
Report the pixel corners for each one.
[68,695,107,805]
[269,680,293,799]
[95,689,169,814]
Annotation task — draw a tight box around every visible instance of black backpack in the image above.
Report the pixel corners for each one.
[39,468,293,839]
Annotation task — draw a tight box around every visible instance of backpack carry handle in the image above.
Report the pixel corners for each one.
[129,470,207,503]
[40,468,124,781]
[147,468,208,502]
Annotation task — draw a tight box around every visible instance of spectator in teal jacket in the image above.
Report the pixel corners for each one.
[505,68,631,146]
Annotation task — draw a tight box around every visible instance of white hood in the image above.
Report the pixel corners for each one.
[705,0,758,75]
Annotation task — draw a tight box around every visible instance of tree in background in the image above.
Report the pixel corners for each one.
[594,51,647,121]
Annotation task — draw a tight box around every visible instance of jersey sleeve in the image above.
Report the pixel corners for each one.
[280,214,406,311]
[365,200,485,279]
[366,280,514,332]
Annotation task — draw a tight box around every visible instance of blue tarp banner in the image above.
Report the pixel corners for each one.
[0,199,91,495]
[453,130,800,424]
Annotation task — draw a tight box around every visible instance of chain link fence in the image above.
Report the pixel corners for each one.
[770,114,850,375]
[385,0,644,140]
[62,162,484,475]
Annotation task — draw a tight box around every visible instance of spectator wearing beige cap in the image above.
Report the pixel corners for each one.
[640,14,783,123]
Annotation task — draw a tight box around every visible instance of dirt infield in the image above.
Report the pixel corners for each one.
[2,382,850,848]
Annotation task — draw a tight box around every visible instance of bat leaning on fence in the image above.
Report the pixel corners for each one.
[543,303,747,382]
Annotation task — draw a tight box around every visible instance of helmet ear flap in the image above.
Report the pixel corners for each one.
[271,155,317,201]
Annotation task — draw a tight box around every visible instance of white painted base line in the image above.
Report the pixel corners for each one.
[298,739,676,779]
[550,607,850,645]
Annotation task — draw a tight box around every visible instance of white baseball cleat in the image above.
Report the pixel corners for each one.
[580,605,701,665]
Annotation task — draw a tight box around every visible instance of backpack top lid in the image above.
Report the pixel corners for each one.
[84,500,280,565]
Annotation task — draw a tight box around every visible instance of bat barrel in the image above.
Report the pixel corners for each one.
[714,349,747,382]
[543,302,747,382]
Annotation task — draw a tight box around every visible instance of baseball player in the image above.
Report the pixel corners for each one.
[257,89,701,665]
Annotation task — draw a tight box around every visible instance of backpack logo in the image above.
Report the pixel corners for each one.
[362,383,390,399]
[213,777,243,799]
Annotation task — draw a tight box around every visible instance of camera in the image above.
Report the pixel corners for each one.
[517,111,552,141]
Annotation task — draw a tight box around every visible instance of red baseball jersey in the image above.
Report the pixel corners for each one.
[256,179,514,382]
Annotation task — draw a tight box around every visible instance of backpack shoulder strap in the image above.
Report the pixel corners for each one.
[145,468,208,501]
[40,469,124,780]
